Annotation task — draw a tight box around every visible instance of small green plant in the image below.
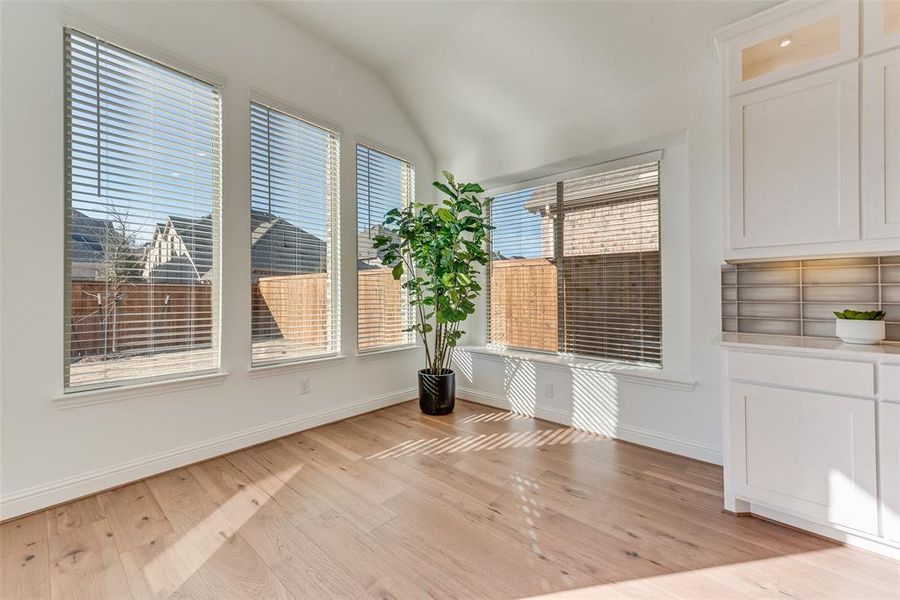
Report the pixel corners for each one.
[833,309,886,320]
[373,171,492,374]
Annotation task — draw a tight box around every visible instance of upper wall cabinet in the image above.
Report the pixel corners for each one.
[728,63,859,249]
[718,0,900,260]
[863,47,900,239]
[722,1,859,96]
[864,0,900,55]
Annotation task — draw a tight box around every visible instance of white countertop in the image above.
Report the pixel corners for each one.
[716,332,900,360]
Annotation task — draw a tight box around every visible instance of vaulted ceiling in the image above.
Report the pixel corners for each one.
[265,1,778,166]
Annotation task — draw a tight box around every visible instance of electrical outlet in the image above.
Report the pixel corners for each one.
[539,383,553,398]
[299,377,310,395]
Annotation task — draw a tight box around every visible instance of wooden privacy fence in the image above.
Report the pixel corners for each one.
[69,281,212,358]
[254,269,404,350]
[254,272,329,350]
[489,252,662,361]
[489,258,559,352]
[70,269,413,360]
[358,267,406,350]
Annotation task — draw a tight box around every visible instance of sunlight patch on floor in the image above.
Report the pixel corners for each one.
[460,411,531,424]
[520,546,900,599]
[142,465,299,595]
[366,427,603,460]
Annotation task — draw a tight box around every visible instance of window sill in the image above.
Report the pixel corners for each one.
[356,344,420,360]
[247,354,347,378]
[54,371,230,410]
[457,346,696,392]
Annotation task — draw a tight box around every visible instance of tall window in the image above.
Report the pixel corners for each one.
[488,160,661,366]
[249,102,340,365]
[64,29,222,390]
[356,144,415,351]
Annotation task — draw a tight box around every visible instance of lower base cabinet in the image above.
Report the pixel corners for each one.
[880,402,900,543]
[723,344,900,557]
[730,382,878,535]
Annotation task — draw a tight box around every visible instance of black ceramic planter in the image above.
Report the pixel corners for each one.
[418,369,456,415]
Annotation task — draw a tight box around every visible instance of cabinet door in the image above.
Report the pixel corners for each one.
[864,0,900,55]
[724,0,859,95]
[728,63,860,250]
[863,48,900,239]
[880,401,900,543]
[730,382,878,535]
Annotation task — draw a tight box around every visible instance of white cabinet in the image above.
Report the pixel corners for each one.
[723,0,859,95]
[723,343,900,557]
[863,48,900,239]
[718,0,900,259]
[864,0,900,55]
[729,382,878,535]
[728,64,860,249]
[880,401,900,543]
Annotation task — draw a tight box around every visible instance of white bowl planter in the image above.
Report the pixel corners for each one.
[835,319,886,345]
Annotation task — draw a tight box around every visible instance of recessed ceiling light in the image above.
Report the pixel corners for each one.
[780,38,792,48]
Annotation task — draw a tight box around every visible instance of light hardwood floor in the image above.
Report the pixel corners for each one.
[2,399,898,599]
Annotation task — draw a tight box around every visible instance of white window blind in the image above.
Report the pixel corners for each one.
[489,161,661,366]
[250,102,340,365]
[64,29,222,391]
[356,144,415,351]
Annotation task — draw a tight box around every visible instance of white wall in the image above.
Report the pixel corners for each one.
[444,59,726,464]
[0,0,433,519]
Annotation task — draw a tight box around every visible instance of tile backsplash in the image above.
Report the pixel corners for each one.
[721,256,900,341]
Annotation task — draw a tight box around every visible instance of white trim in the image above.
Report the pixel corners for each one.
[615,424,723,466]
[248,90,344,138]
[61,11,226,87]
[457,387,721,465]
[54,372,229,410]
[744,499,900,560]
[355,344,420,360]
[2,387,416,520]
[486,150,664,197]
[458,346,696,392]
[248,355,347,378]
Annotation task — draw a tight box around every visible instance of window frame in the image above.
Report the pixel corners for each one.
[62,27,224,393]
[247,94,343,367]
[485,150,664,368]
[354,139,417,354]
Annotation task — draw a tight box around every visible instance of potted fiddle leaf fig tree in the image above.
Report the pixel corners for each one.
[373,171,492,415]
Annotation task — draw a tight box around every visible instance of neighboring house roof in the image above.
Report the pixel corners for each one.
[250,210,326,279]
[70,209,116,265]
[144,210,328,284]
[70,209,144,279]
[357,224,391,261]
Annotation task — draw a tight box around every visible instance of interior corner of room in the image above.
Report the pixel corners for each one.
[1,0,899,598]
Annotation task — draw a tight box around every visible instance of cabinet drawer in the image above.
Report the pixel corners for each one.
[881,364,900,400]
[723,0,859,95]
[729,351,874,397]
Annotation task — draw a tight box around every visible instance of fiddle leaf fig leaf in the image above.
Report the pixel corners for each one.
[436,207,455,223]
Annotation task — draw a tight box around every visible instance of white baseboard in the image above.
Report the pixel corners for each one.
[0,388,415,521]
[458,386,722,465]
[615,424,722,465]
[747,501,900,560]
